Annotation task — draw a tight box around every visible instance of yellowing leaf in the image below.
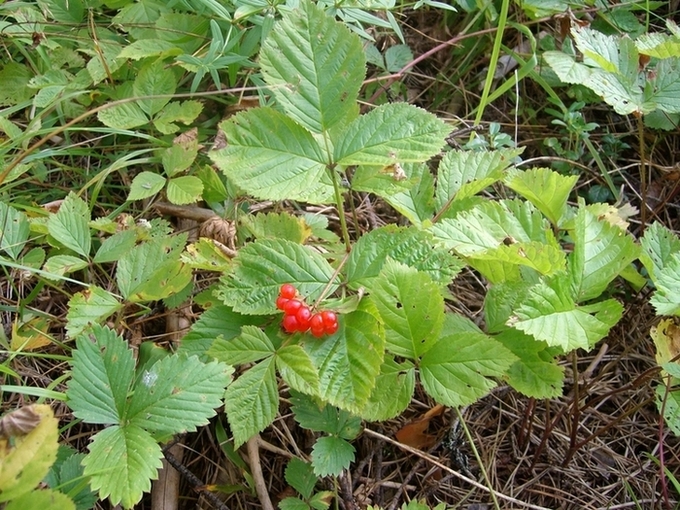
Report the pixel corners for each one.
[10,316,52,351]
[651,318,680,376]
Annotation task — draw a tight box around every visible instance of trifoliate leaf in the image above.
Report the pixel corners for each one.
[215,238,337,315]
[209,325,276,366]
[369,260,444,358]
[285,458,317,500]
[311,436,355,477]
[166,175,203,205]
[67,326,134,425]
[569,206,640,302]
[259,0,364,134]
[360,357,415,422]
[304,301,385,413]
[434,148,522,210]
[128,172,166,201]
[289,391,362,439]
[335,103,448,166]
[224,357,279,447]
[0,405,58,502]
[82,425,162,509]
[47,192,91,258]
[276,345,320,396]
[508,276,623,351]
[210,108,332,203]
[420,331,516,407]
[505,167,577,225]
[126,355,232,435]
[0,202,29,260]
[66,286,123,338]
[496,329,564,399]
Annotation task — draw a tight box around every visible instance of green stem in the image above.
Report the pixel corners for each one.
[330,167,352,252]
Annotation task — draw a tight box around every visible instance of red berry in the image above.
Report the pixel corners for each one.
[310,325,325,338]
[296,306,312,331]
[279,284,297,299]
[320,311,337,328]
[276,296,289,310]
[310,313,323,330]
[283,299,303,315]
[282,314,299,333]
[325,321,339,335]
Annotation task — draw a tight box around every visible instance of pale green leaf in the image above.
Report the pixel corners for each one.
[82,425,162,509]
[42,254,88,280]
[152,100,203,134]
[97,102,149,130]
[180,238,233,271]
[162,137,199,177]
[276,345,320,396]
[496,330,564,399]
[209,325,276,366]
[118,39,181,60]
[210,108,332,203]
[509,276,623,351]
[166,176,204,205]
[304,301,385,413]
[360,358,415,421]
[468,241,566,284]
[569,206,640,302]
[4,488,75,510]
[289,391,362,438]
[572,25,627,73]
[259,0,364,133]
[650,257,680,316]
[383,162,436,226]
[0,62,33,106]
[66,286,123,338]
[67,326,134,424]
[133,60,176,116]
[420,332,516,407]
[240,212,312,243]
[86,41,124,84]
[349,163,413,197]
[335,103,448,166]
[646,58,680,114]
[640,222,680,280]
[311,436,355,477]
[285,458,316,500]
[346,225,463,288]
[126,355,232,434]
[369,260,444,358]
[128,171,166,201]
[224,356,279,447]
[0,202,30,260]
[94,230,138,264]
[434,149,522,210]
[505,167,578,225]
[484,282,533,333]
[216,238,338,315]
[47,193,91,257]
[657,385,680,436]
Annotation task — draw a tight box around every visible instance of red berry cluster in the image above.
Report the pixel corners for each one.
[276,284,338,338]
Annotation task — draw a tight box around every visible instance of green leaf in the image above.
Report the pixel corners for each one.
[128,172,166,201]
[383,163,436,227]
[126,355,232,434]
[335,103,448,166]
[209,325,276,366]
[505,167,577,225]
[118,39,181,60]
[280,497,311,510]
[166,176,204,205]
[434,149,522,211]
[290,391,362,439]
[469,242,566,284]
[369,260,444,358]
[346,225,463,288]
[360,358,415,421]
[420,331,516,407]
[43,255,88,280]
[67,325,134,425]
[133,60,176,116]
[569,206,640,302]
[349,163,413,197]
[224,356,279,447]
[210,108,332,203]
[216,238,337,315]
[179,305,266,359]
[66,286,123,338]
[640,222,680,280]
[276,345,320,395]
[259,0,364,134]
[181,238,233,271]
[162,137,199,177]
[285,458,317,500]
[311,436,355,477]
[152,100,203,134]
[0,202,29,260]
[53,451,97,510]
[94,229,138,264]
[0,62,33,106]
[241,212,313,243]
[82,425,162,509]
[47,192,91,258]
[508,276,623,351]
[4,488,75,510]
[304,301,385,413]
[496,329,564,399]
[98,102,149,130]
[117,235,193,302]
[484,282,533,333]
[650,257,680,316]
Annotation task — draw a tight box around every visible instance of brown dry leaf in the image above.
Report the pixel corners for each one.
[10,316,52,351]
[651,318,680,375]
[0,406,41,439]
[395,404,445,449]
